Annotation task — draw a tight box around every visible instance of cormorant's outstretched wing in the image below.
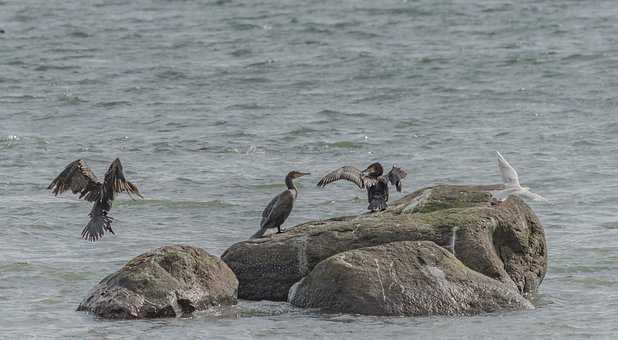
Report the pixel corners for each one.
[48,159,100,201]
[496,151,520,187]
[81,200,113,242]
[387,165,407,192]
[317,166,365,189]
[102,158,143,202]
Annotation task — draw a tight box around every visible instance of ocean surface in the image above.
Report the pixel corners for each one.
[1,0,618,338]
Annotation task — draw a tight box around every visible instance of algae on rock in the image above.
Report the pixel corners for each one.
[78,245,238,319]
[288,241,534,315]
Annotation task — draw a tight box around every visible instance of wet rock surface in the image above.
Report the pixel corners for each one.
[78,245,238,319]
[288,241,534,315]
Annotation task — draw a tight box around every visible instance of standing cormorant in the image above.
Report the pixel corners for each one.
[317,162,407,212]
[252,171,310,239]
[48,158,143,241]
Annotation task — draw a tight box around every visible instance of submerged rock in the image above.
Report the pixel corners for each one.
[288,241,533,315]
[78,245,238,319]
[222,185,547,301]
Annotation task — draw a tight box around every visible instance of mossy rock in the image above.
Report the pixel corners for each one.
[222,184,547,301]
[78,245,238,319]
[288,241,534,315]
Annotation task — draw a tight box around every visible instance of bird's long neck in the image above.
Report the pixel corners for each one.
[285,175,296,191]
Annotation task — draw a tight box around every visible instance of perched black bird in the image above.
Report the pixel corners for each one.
[317,162,407,212]
[252,171,310,239]
[48,158,143,241]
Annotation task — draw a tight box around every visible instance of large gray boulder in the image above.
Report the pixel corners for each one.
[288,241,534,315]
[222,185,547,301]
[78,245,239,319]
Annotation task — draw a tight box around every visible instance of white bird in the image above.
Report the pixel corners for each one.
[493,151,548,203]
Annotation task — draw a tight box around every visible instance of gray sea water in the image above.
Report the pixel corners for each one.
[1,0,618,338]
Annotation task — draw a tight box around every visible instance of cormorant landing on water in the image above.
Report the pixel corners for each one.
[48,158,143,241]
[252,171,310,239]
[317,162,407,212]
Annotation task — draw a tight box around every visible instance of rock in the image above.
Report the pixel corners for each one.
[222,185,547,301]
[78,245,238,319]
[288,241,534,315]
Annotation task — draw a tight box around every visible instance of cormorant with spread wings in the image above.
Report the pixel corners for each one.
[317,162,407,212]
[48,158,143,241]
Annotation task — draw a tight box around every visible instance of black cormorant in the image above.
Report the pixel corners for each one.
[48,158,143,241]
[251,170,310,239]
[317,162,407,212]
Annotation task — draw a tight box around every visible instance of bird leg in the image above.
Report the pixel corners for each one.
[277,226,285,233]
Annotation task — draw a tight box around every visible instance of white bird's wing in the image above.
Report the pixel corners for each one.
[496,151,520,187]
[517,190,548,202]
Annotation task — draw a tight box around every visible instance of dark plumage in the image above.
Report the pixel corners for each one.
[252,171,309,239]
[317,162,407,212]
[48,158,143,241]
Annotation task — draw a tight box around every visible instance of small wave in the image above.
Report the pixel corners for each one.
[602,122,618,134]
[176,177,206,185]
[121,199,236,209]
[306,140,364,150]
[497,56,545,67]
[572,139,601,147]
[226,21,263,31]
[234,76,271,83]
[68,31,92,38]
[316,109,370,119]
[225,103,268,111]
[58,93,86,104]
[395,118,425,128]
[0,135,21,149]
[246,59,276,68]
[94,101,132,108]
[0,262,32,272]
[326,141,363,149]
[156,69,187,80]
[229,48,252,57]
[299,25,333,35]
[601,222,618,230]
[34,64,80,72]
[285,127,320,136]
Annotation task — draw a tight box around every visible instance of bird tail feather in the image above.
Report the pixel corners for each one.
[82,211,113,242]
[250,228,267,239]
[82,201,113,242]
[368,198,387,212]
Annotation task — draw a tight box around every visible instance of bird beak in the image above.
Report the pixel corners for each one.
[300,172,310,177]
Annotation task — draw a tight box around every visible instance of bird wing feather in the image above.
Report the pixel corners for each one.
[496,151,520,187]
[518,190,548,202]
[317,166,365,189]
[102,158,143,202]
[261,190,294,229]
[260,194,280,228]
[387,165,407,192]
[48,159,100,201]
